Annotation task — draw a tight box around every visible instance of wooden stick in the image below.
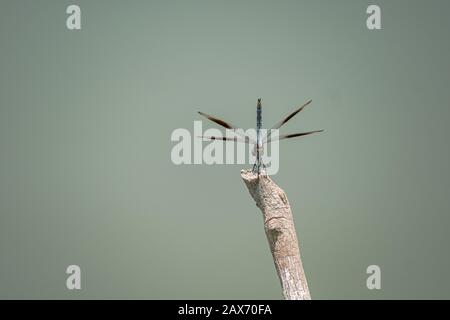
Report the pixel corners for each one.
[241,170,311,300]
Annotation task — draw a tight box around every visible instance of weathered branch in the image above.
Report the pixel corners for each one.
[241,170,311,300]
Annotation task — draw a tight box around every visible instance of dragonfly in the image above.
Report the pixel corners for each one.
[198,98,323,174]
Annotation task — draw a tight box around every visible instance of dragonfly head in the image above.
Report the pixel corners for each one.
[257,98,262,108]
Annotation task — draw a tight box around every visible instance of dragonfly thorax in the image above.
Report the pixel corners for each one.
[252,144,264,156]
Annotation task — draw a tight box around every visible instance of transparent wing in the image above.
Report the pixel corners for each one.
[266,129,324,143]
[197,135,252,144]
[263,99,312,142]
[198,111,237,130]
[198,111,256,144]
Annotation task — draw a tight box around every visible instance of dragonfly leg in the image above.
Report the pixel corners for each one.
[252,158,262,174]
[252,161,258,173]
[251,161,264,175]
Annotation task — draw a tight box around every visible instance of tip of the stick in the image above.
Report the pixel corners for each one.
[240,169,269,182]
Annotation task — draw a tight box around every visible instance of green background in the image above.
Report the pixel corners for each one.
[1,0,450,299]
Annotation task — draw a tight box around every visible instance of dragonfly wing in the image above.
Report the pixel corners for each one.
[267,129,324,142]
[263,99,312,142]
[198,111,256,144]
[198,135,251,144]
[198,111,236,130]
